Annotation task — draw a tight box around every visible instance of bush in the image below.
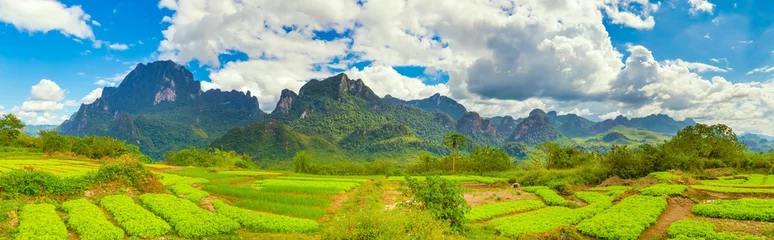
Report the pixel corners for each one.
[61,199,125,240]
[163,147,252,167]
[15,204,68,240]
[87,160,162,192]
[469,145,513,173]
[401,176,469,230]
[99,195,171,238]
[0,169,85,198]
[293,151,313,173]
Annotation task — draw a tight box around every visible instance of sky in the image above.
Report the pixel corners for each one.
[1,0,774,135]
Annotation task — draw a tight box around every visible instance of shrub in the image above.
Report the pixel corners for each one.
[464,200,544,221]
[88,161,162,192]
[139,194,239,238]
[0,169,84,198]
[163,147,251,167]
[401,176,469,230]
[522,186,566,206]
[648,171,675,181]
[692,198,774,221]
[99,195,171,238]
[576,195,667,240]
[214,201,319,233]
[639,184,688,196]
[15,204,68,240]
[61,199,125,240]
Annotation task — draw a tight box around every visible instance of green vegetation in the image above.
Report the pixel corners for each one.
[574,191,614,205]
[464,200,545,221]
[99,195,171,238]
[639,184,688,196]
[387,175,507,184]
[255,178,361,195]
[40,130,150,162]
[61,199,125,240]
[692,185,774,193]
[649,171,676,181]
[576,195,667,240]
[15,204,68,240]
[444,132,469,173]
[490,202,612,237]
[202,185,332,208]
[667,219,758,240]
[162,147,253,167]
[235,199,326,219]
[402,176,469,230]
[692,198,774,221]
[139,193,240,238]
[523,186,566,206]
[169,183,209,202]
[214,201,320,233]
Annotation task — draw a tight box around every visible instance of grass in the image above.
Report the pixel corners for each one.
[522,186,566,206]
[639,184,688,196]
[692,198,774,221]
[0,158,100,176]
[214,200,319,233]
[61,199,125,240]
[387,175,507,184]
[576,195,667,240]
[15,204,68,240]
[253,179,361,196]
[203,185,332,208]
[218,170,284,176]
[692,185,774,193]
[99,195,171,238]
[590,185,632,197]
[235,199,327,220]
[574,191,614,205]
[465,200,545,221]
[667,219,757,240]
[490,202,611,237]
[648,171,676,181]
[139,193,240,238]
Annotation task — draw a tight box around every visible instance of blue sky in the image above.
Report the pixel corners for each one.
[1,0,774,134]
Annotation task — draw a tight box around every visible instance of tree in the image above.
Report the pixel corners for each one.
[470,146,512,173]
[401,176,469,230]
[443,132,469,173]
[665,124,746,170]
[293,151,313,173]
[0,114,24,144]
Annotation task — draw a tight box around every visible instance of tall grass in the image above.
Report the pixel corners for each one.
[203,185,331,207]
[235,199,327,220]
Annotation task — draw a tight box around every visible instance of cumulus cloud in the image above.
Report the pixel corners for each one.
[344,65,449,100]
[91,20,100,27]
[64,100,78,107]
[747,66,774,75]
[0,0,94,39]
[688,0,715,15]
[80,88,103,104]
[559,108,594,116]
[30,79,65,101]
[20,100,64,112]
[95,68,131,87]
[27,112,68,125]
[108,43,129,51]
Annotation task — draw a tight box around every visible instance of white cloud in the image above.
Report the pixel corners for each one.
[91,20,100,27]
[108,43,129,51]
[20,100,64,112]
[599,111,623,120]
[602,0,660,30]
[64,100,78,107]
[81,50,91,56]
[0,0,94,39]
[27,112,68,125]
[739,40,753,44]
[703,33,710,39]
[344,65,449,100]
[94,68,131,86]
[747,66,774,75]
[30,79,65,101]
[80,88,103,104]
[688,0,715,15]
[15,110,37,118]
[559,108,594,116]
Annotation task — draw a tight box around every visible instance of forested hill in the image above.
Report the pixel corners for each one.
[57,60,700,161]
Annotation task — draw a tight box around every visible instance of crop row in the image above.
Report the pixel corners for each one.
[387,175,507,184]
[648,171,675,181]
[523,186,566,206]
[99,195,171,238]
[139,193,239,238]
[61,199,125,240]
[692,185,774,193]
[464,200,545,221]
[590,185,631,197]
[214,201,319,233]
[742,174,766,185]
[15,204,68,240]
[574,191,613,205]
[490,201,612,237]
[159,173,208,186]
[576,195,667,240]
[169,183,210,202]
[235,199,327,219]
[639,184,688,196]
[202,185,332,208]
[692,198,774,221]
[667,219,755,240]
[277,176,367,184]
[253,179,362,196]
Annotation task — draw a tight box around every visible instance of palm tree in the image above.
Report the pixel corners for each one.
[444,132,469,173]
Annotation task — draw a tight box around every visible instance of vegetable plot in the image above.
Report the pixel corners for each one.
[639,184,688,196]
[464,200,545,221]
[15,204,68,240]
[491,200,613,237]
[523,186,566,206]
[692,198,774,221]
[61,199,125,240]
[99,195,171,238]
[667,219,757,240]
[214,201,319,233]
[576,195,667,240]
[139,194,239,238]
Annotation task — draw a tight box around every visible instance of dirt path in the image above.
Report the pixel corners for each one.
[638,197,695,240]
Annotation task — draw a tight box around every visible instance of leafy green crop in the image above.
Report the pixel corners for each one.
[648,171,675,181]
[574,191,614,205]
[139,194,239,238]
[692,198,774,221]
[235,199,326,219]
[576,195,667,240]
[61,199,125,240]
[743,174,766,185]
[639,184,688,196]
[692,185,774,193]
[99,195,171,238]
[253,178,362,196]
[159,173,208,186]
[168,184,209,202]
[523,186,566,206]
[667,219,758,240]
[387,175,507,184]
[491,202,611,237]
[591,185,632,197]
[202,185,332,207]
[15,204,68,240]
[464,200,545,221]
[214,200,319,233]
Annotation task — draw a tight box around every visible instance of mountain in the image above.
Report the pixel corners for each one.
[575,125,671,151]
[405,93,468,120]
[338,122,446,160]
[739,133,774,152]
[210,120,344,162]
[628,114,696,134]
[490,116,521,138]
[23,125,58,136]
[555,114,595,138]
[456,112,501,146]
[58,60,265,158]
[510,109,567,145]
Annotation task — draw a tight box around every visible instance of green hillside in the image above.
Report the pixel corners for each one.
[575,126,670,149]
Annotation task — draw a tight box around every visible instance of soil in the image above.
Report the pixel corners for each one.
[7,211,17,228]
[381,182,403,209]
[200,197,215,212]
[321,192,349,222]
[465,187,539,207]
[638,197,695,240]
[226,177,255,186]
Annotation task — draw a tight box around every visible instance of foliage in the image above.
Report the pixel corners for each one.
[514,164,609,190]
[665,124,745,170]
[163,147,252,167]
[255,178,362,196]
[139,193,240,238]
[401,175,470,230]
[469,145,512,173]
[639,184,688,196]
[576,195,667,240]
[61,199,125,240]
[464,200,545,221]
[648,171,676,181]
[444,132,469,173]
[691,185,774,194]
[667,219,758,240]
[490,201,612,237]
[692,198,774,221]
[522,186,566,206]
[15,204,68,240]
[99,195,171,238]
[502,142,529,159]
[0,114,24,145]
[88,160,161,190]
[214,200,320,233]
[533,142,598,169]
[574,191,614,205]
[293,151,312,173]
[40,130,145,160]
[235,199,327,219]
[169,183,209,202]
[0,169,85,198]
[202,185,332,208]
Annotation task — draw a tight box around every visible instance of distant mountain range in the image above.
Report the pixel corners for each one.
[59,60,701,161]
[23,125,58,136]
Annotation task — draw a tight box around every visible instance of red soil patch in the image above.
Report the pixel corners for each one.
[638,197,695,240]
